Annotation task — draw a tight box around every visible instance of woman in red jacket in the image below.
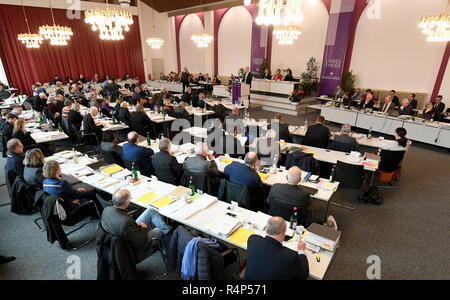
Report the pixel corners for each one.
[272,69,283,81]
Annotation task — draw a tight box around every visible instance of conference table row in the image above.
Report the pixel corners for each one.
[50,148,339,280]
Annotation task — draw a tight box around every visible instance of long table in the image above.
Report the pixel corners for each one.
[251,79,297,95]
[310,104,450,148]
[55,152,338,280]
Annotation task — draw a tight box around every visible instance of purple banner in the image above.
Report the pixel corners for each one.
[250,6,267,76]
[319,0,355,96]
[232,82,241,105]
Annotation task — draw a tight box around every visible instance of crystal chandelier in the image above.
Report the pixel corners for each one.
[17,0,43,49]
[39,0,73,46]
[273,25,302,45]
[146,0,164,49]
[85,0,134,41]
[418,0,450,42]
[191,33,214,48]
[255,0,304,27]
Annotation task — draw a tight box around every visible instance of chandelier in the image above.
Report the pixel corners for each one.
[418,0,450,42]
[273,25,302,45]
[191,33,214,48]
[39,0,73,46]
[146,0,165,49]
[85,0,134,41]
[256,0,304,27]
[17,0,43,48]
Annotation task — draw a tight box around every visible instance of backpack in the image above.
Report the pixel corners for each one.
[360,186,383,205]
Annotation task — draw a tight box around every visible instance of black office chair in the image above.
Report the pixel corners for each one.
[4,168,17,205]
[101,149,124,166]
[217,179,251,210]
[377,150,406,189]
[180,169,219,197]
[10,176,36,214]
[0,131,7,158]
[268,201,313,228]
[330,160,365,210]
[302,135,328,149]
[154,164,179,186]
[328,140,357,153]
[123,159,153,177]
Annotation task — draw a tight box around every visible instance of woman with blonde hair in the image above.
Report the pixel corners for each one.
[68,102,83,131]
[23,148,45,189]
[12,119,36,148]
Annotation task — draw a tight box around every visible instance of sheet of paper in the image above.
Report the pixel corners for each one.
[193,194,217,210]
[159,200,187,215]
[171,203,202,220]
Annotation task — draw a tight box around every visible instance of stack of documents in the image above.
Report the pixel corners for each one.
[247,211,271,231]
[302,223,341,252]
[211,214,243,237]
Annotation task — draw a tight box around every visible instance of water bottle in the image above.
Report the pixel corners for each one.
[189,176,195,196]
[367,127,373,139]
[329,165,336,183]
[72,148,78,164]
[290,207,298,230]
[132,162,138,180]
[146,132,151,146]
[58,124,63,133]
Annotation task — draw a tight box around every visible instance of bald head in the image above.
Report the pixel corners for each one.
[287,166,302,185]
[244,152,258,167]
[127,131,138,144]
[112,189,131,208]
[266,217,287,239]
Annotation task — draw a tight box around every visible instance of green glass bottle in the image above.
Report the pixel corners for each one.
[367,127,373,139]
[132,162,138,180]
[412,111,417,121]
[147,132,151,146]
[329,164,336,183]
[111,112,116,123]
[39,112,44,125]
[58,124,63,133]
[189,176,195,196]
[290,207,298,230]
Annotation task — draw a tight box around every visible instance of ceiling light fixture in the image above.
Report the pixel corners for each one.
[419,0,450,42]
[17,0,43,48]
[146,0,165,49]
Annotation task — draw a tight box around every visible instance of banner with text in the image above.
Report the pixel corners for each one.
[250,6,268,77]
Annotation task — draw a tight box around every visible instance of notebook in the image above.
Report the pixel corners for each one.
[211,214,243,237]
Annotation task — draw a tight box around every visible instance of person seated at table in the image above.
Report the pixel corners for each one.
[267,113,293,143]
[263,68,271,80]
[33,92,47,113]
[78,74,87,84]
[52,75,61,86]
[118,101,133,127]
[130,103,152,136]
[92,74,100,83]
[32,83,41,97]
[196,93,211,110]
[223,107,244,135]
[12,119,36,149]
[152,138,183,184]
[159,72,167,81]
[47,96,62,118]
[123,73,131,81]
[55,82,65,97]
[303,115,331,149]
[2,113,18,143]
[389,90,400,107]
[123,131,154,175]
[381,127,409,151]
[43,160,104,213]
[433,95,445,114]
[181,87,193,105]
[81,106,103,141]
[40,84,49,97]
[174,101,190,119]
[113,98,123,117]
[255,129,280,166]
[185,142,219,178]
[0,109,11,131]
[224,152,263,194]
[408,93,418,110]
[380,95,395,114]
[341,92,351,106]
[359,92,375,110]
[351,88,363,103]
[204,73,212,83]
[12,106,23,117]
[101,189,172,262]
[131,86,143,106]
[5,138,25,177]
[328,123,358,152]
[55,94,65,111]
[23,148,45,190]
[197,73,205,82]
[422,102,435,120]
[101,98,112,117]
[212,75,221,85]
[272,69,283,81]
[244,216,308,280]
[398,98,412,116]
[68,102,83,131]
[267,167,312,226]
[284,69,294,81]
[333,84,344,100]
[0,85,11,100]
[100,131,124,164]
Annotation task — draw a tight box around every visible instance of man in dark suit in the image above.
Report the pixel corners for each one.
[268,113,293,143]
[118,101,133,127]
[0,85,11,100]
[33,92,47,113]
[5,138,25,177]
[267,167,312,225]
[130,103,152,136]
[433,95,445,114]
[303,116,330,148]
[389,90,400,107]
[81,106,103,141]
[185,142,220,178]
[242,66,253,87]
[123,131,154,175]
[152,138,183,185]
[174,101,190,119]
[328,124,358,152]
[224,152,263,193]
[408,93,418,110]
[398,98,413,116]
[181,87,192,105]
[101,189,171,263]
[244,216,309,280]
[2,113,18,143]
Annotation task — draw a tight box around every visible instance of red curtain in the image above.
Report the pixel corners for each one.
[0,4,145,96]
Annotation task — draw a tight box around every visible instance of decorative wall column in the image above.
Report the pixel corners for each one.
[431,41,450,102]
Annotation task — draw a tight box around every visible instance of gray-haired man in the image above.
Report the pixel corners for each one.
[152,138,183,184]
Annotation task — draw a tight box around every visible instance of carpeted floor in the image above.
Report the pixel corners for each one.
[0,106,449,280]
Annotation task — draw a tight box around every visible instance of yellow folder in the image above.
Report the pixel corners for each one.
[136,192,159,205]
[258,173,270,181]
[150,196,176,209]
[227,227,255,247]
[220,158,234,165]
[102,164,124,175]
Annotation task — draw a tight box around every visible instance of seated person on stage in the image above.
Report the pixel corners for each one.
[224,152,263,194]
[159,72,167,81]
[380,95,395,114]
[244,216,309,280]
[181,87,193,105]
[101,189,172,262]
[68,103,84,131]
[174,101,190,119]
[333,84,344,99]
[272,69,283,81]
[360,92,375,110]
[422,102,435,120]
[303,115,331,149]
[408,93,418,110]
[100,131,123,162]
[118,101,133,127]
[5,138,25,177]
[23,148,45,190]
[267,167,312,226]
[433,95,445,114]
[398,98,413,116]
[185,142,220,178]
[380,127,409,152]
[81,106,103,140]
[342,92,351,106]
[255,129,280,166]
[268,113,293,143]
[389,90,400,107]
[130,103,152,136]
[263,68,272,80]
[12,119,36,148]
[212,75,221,85]
[123,131,154,175]
[43,160,105,213]
[197,73,205,82]
[152,138,183,184]
[284,69,294,81]
[0,85,11,100]
[328,123,359,152]
[101,98,112,117]
[351,88,363,103]
[2,113,18,143]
